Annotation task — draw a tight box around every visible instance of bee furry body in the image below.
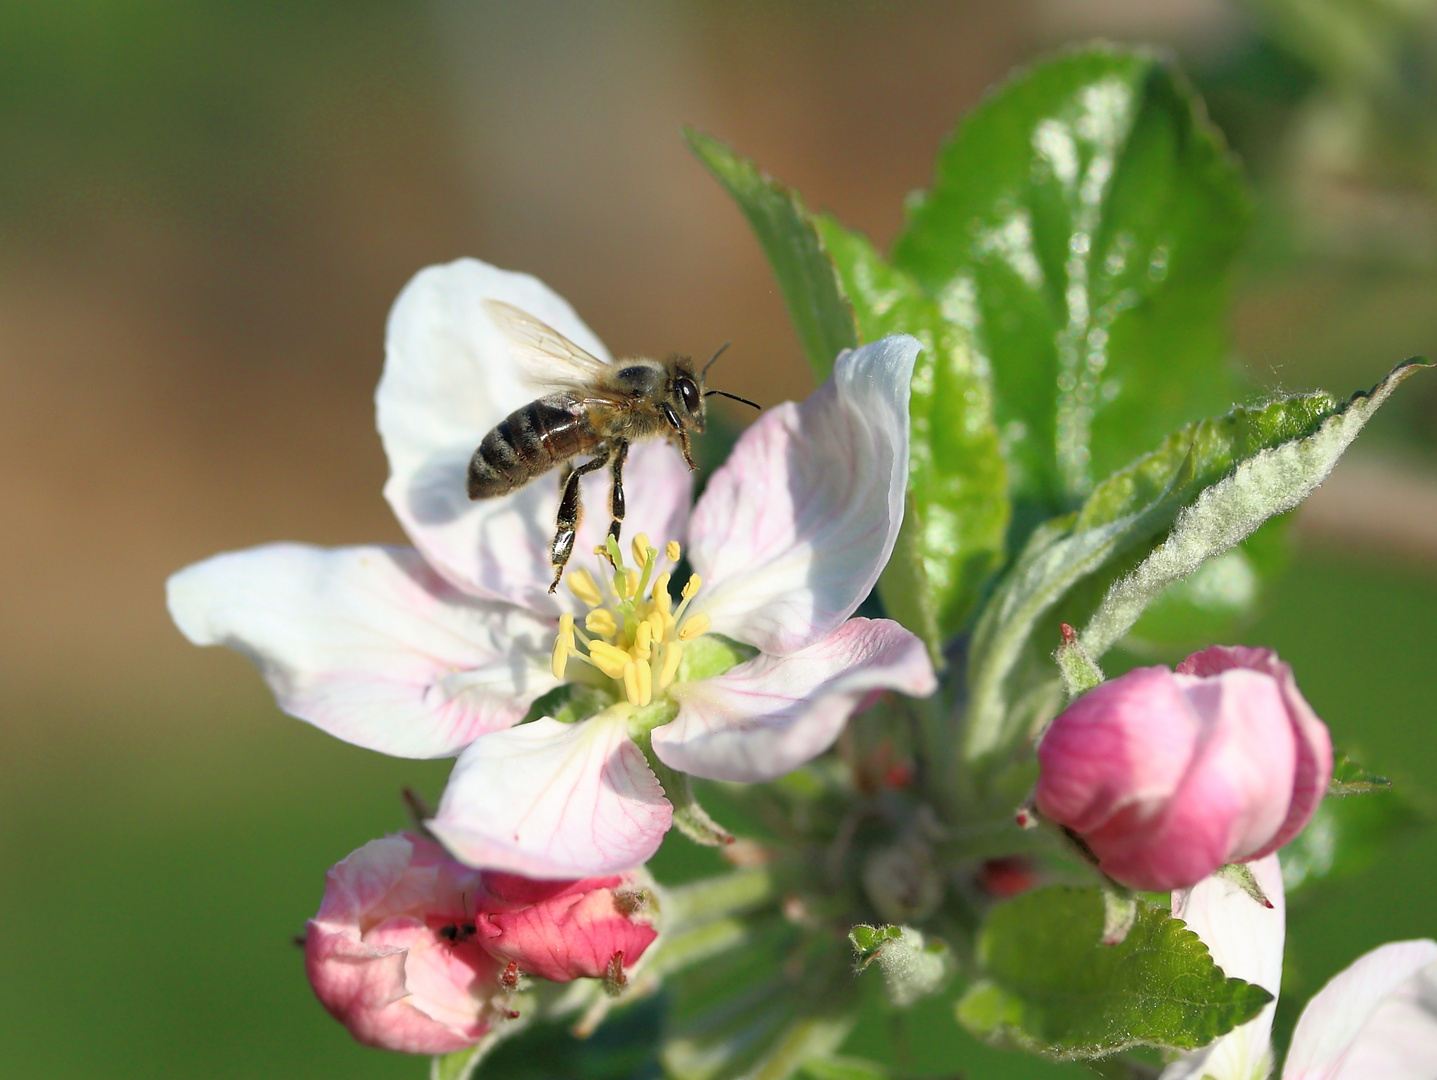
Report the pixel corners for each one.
[467,301,728,592]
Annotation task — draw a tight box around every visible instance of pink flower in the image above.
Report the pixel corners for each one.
[168,258,935,878]
[1035,645,1333,891]
[477,871,657,983]
[1161,854,1437,1080]
[304,832,658,1054]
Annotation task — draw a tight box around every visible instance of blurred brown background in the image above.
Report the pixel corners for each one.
[4,2,1437,1077]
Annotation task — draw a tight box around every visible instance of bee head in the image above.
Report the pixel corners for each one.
[665,358,707,435]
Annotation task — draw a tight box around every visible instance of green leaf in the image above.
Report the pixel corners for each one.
[816,217,1010,650]
[1077,362,1430,657]
[964,361,1430,760]
[1119,514,1290,656]
[1328,750,1392,795]
[892,45,1250,523]
[957,886,1271,1060]
[684,128,856,380]
[1282,783,1427,898]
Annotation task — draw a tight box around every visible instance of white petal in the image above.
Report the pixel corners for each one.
[686,335,920,656]
[650,618,936,782]
[428,711,672,878]
[1283,940,1437,1080]
[377,258,692,612]
[167,544,557,758]
[1160,854,1285,1080]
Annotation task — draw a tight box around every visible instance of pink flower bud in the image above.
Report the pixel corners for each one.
[304,833,662,1054]
[304,834,502,1054]
[477,871,658,983]
[1035,645,1332,892]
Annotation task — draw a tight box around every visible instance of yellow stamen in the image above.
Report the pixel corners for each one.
[681,574,702,600]
[678,613,711,642]
[633,657,652,705]
[622,568,641,600]
[633,620,652,660]
[666,540,681,563]
[645,610,665,644]
[551,636,569,680]
[567,569,603,608]
[652,573,672,617]
[658,642,683,690]
[588,641,632,680]
[631,533,652,568]
[622,660,641,706]
[585,609,617,638]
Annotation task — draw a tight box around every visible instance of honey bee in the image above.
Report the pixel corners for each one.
[468,300,758,592]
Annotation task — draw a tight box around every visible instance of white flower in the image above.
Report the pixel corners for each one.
[1161,854,1437,1080]
[168,259,936,878]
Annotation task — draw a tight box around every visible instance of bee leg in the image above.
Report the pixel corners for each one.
[550,450,611,593]
[607,439,629,543]
[675,427,698,470]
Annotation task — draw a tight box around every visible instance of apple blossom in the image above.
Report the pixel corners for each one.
[304,832,659,1054]
[1035,645,1333,891]
[1160,854,1437,1080]
[168,258,936,880]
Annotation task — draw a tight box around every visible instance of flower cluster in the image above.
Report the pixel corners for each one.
[167,251,1428,1074]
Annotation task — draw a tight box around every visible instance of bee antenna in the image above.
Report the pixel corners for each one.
[702,342,731,375]
[705,389,761,410]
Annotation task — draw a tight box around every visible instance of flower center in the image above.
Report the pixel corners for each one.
[550,533,712,708]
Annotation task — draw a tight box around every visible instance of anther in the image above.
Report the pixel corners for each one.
[622,568,641,600]
[633,658,652,705]
[658,642,683,689]
[631,533,653,568]
[652,573,673,616]
[666,540,681,563]
[645,610,665,644]
[622,660,641,706]
[678,613,711,642]
[551,636,569,680]
[681,574,702,600]
[633,620,652,660]
[567,569,604,609]
[588,641,632,680]
[585,609,617,639]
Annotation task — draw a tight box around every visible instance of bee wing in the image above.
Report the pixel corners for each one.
[482,299,613,392]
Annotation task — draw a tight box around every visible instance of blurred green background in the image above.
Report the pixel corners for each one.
[3,2,1437,1077]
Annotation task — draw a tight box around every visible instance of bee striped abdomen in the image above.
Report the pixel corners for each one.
[467,393,597,499]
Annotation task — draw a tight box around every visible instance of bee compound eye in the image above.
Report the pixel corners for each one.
[678,377,701,413]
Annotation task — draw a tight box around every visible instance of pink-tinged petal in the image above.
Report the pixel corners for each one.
[477,872,658,982]
[1159,855,1285,1080]
[1094,672,1297,892]
[400,934,504,1033]
[306,836,492,1054]
[428,711,673,879]
[651,618,936,782]
[377,258,692,612]
[167,544,558,759]
[686,335,920,656]
[1179,647,1333,859]
[1036,667,1198,835]
[1283,940,1437,1080]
